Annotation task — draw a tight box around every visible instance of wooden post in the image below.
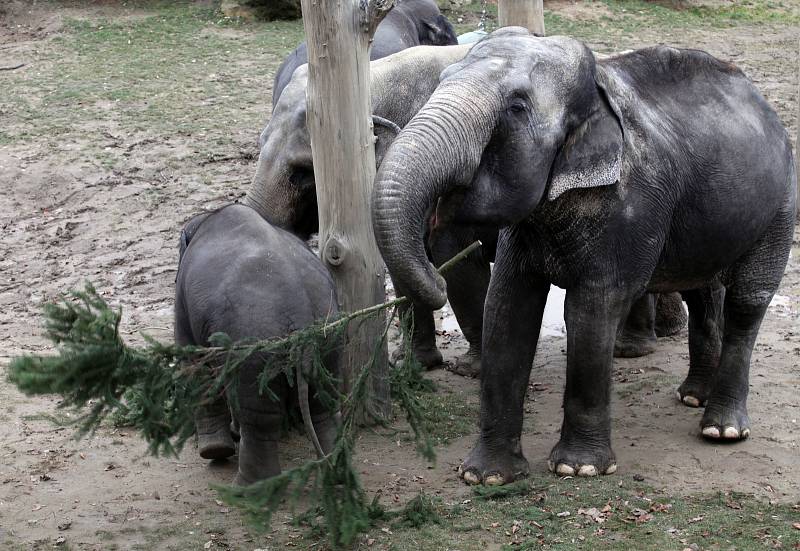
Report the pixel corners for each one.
[299,0,393,419]
[498,0,545,36]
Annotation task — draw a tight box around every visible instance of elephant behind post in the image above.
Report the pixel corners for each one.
[175,204,341,485]
[269,0,457,112]
[371,29,795,483]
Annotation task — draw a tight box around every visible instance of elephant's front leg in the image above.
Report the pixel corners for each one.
[428,223,493,378]
[459,260,549,486]
[549,287,628,477]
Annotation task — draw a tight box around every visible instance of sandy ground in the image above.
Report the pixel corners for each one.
[1,1,799,549]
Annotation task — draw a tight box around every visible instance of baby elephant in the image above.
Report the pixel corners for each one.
[174,204,340,485]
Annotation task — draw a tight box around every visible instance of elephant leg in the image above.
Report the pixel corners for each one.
[429,224,491,378]
[701,208,792,441]
[549,286,628,477]
[458,253,548,486]
[654,292,688,337]
[676,281,724,407]
[195,395,236,460]
[613,294,657,358]
[392,275,443,369]
[234,371,287,485]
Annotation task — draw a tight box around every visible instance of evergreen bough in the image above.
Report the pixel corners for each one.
[7,241,481,548]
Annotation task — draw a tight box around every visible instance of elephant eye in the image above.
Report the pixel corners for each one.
[508,100,527,114]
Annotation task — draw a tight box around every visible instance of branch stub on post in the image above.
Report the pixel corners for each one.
[324,236,348,267]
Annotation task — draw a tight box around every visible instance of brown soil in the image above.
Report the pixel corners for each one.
[0,1,798,549]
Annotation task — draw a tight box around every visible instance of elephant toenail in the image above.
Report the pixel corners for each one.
[556,464,575,476]
[722,426,739,439]
[741,428,750,439]
[604,464,617,475]
[462,470,481,485]
[484,474,504,486]
[702,426,721,438]
[682,395,701,408]
[577,465,597,477]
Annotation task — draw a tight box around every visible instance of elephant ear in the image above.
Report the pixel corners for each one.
[372,115,401,168]
[547,80,624,201]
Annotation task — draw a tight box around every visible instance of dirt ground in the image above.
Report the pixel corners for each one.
[1,1,799,549]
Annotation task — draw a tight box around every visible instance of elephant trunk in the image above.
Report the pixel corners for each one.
[372,78,499,309]
[243,154,297,230]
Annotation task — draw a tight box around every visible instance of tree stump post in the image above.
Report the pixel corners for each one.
[498,0,545,36]
[298,0,394,419]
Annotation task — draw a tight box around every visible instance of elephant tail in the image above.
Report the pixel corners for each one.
[296,359,325,459]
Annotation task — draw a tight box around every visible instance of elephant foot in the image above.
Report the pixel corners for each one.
[236,432,281,484]
[198,429,236,460]
[392,344,443,370]
[675,377,710,408]
[655,292,687,337]
[613,332,656,358]
[448,345,481,378]
[700,398,750,441]
[548,440,617,477]
[458,438,529,486]
[196,414,236,460]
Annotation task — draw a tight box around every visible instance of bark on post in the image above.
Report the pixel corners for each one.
[498,0,545,36]
[298,0,393,419]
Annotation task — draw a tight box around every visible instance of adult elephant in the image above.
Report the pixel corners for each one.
[371,29,795,482]
[247,43,687,377]
[269,0,457,112]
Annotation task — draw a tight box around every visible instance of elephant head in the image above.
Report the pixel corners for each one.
[372,29,624,308]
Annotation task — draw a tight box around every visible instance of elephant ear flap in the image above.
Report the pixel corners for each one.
[373,115,401,168]
[547,91,624,201]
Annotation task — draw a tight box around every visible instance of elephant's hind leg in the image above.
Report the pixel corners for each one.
[676,281,724,408]
[234,369,287,485]
[701,207,793,441]
[195,397,236,460]
[613,294,657,358]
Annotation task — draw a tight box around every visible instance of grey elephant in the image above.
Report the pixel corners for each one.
[371,29,796,483]
[248,43,686,378]
[174,204,340,485]
[269,0,457,112]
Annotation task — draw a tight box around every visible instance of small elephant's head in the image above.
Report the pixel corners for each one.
[372,29,624,308]
[420,14,458,47]
[247,65,319,240]
[246,64,406,241]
